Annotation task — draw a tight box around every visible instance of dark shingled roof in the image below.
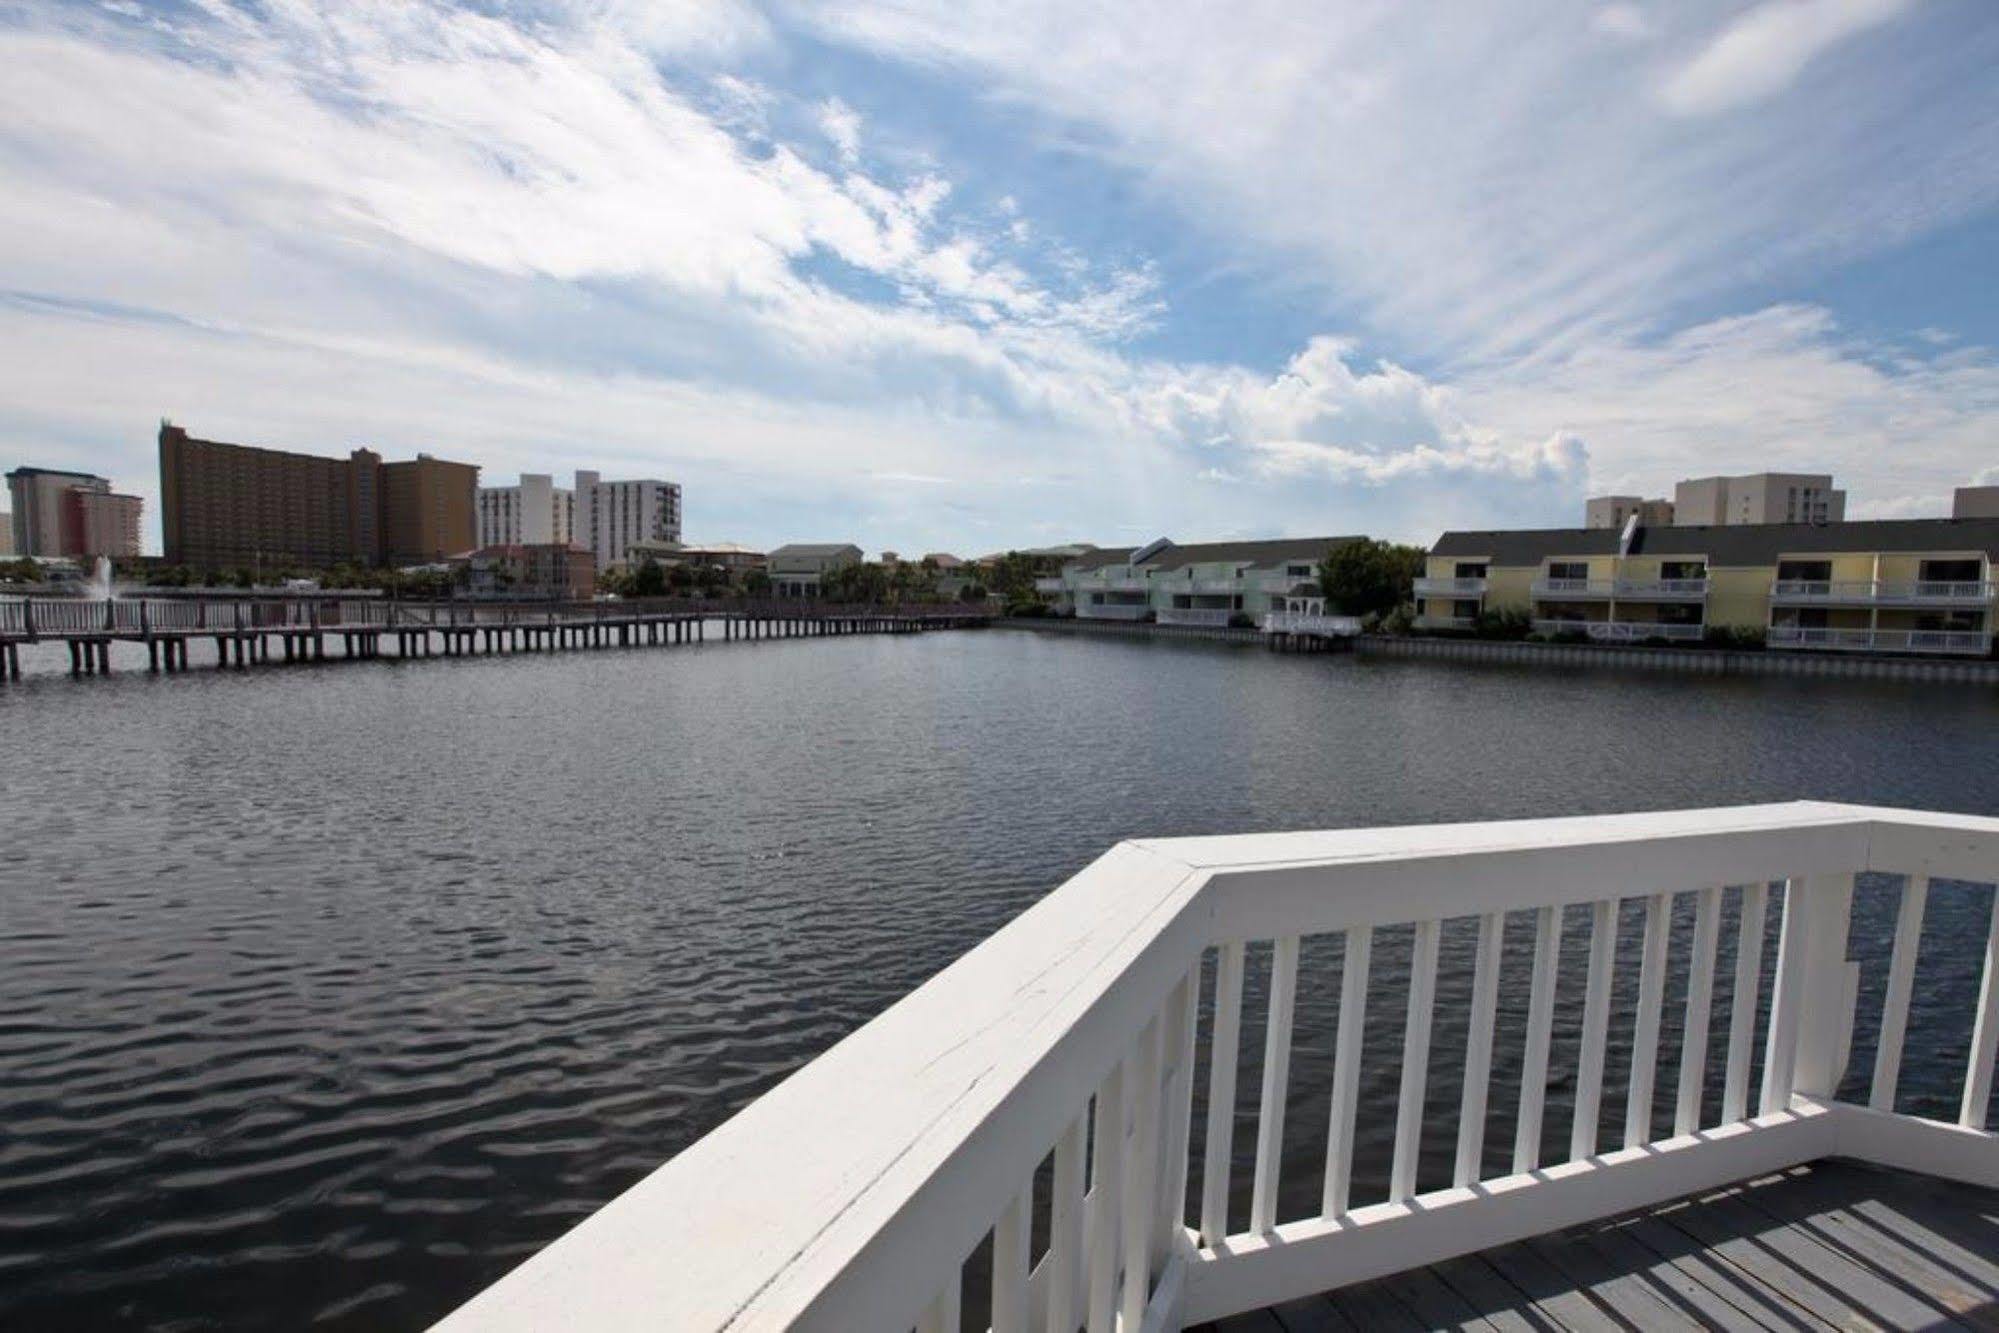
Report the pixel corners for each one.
[1069,536,1364,572]
[1433,518,1999,567]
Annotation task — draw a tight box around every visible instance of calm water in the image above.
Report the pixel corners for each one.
[2,627,1996,1329]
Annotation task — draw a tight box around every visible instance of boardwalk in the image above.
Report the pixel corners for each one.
[1201,1159,1999,1332]
[0,594,987,680]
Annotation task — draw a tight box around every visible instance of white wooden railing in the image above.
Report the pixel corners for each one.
[1261,611,1362,636]
[1532,619,1704,642]
[1612,577,1709,599]
[1156,608,1235,628]
[1768,625,1992,655]
[438,803,1999,1332]
[1529,578,1613,598]
[1772,580,1997,605]
[1413,577,1487,597]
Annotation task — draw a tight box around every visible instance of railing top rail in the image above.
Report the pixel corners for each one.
[439,800,1999,1332]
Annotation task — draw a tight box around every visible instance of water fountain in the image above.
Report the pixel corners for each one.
[85,555,114,601]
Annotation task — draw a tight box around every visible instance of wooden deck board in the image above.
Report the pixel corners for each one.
[1191,1159,1999,1333]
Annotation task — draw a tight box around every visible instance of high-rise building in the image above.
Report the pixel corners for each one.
[1583,496,1674,529]
[382,455,479,564]
[0,512,11,556]
[158,423,477,570]
[5,467,142,558]
[573,470,680,571]
[1673,473,1845,526]
[477,474,575,548]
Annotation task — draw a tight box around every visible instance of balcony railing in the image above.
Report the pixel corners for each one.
[1414,614,1476,630]
[1767,625,1992,656]
[1532,619,1704,642]
[1530,578,1613,599]
[1771,580,1997,606]
[1251,572,1315,593]
[1613,578,1709,600]
[440,803,1999,1333]
[1413,577,1488,597]
[1261,610,1362,636]
[1156,608,1234,628]
[1077,602,1153,622]
[1083,577,1150,593]
[1034,578,1066,595]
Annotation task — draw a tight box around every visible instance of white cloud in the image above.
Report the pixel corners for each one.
[1591,4,1656,42]
[799,0,1996,360]
[1659,0,1914,117]
[816,95,862,162]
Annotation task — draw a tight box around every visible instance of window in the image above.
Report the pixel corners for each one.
[1777,560,1832,581]
[1920,559,1981,583]
[1547,561,1588,580]
[1286,564,1311,577]
[1454,562,1488,579]
[1661,560,1706,580]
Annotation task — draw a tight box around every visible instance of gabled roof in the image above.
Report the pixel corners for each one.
[768,542,862,557]
[1069,536,1363,573]
[1433,517,1999,566]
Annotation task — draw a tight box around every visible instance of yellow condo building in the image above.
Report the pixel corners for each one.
[1418,518,1999,656]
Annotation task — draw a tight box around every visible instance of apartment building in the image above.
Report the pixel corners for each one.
[768,543,862,597]
[1418,517,1999,656]
[463,543,595,600]
[0,512,11,557]
[477,474,574,548]
[1042,536,1358,625]
[1674,472,1845,526]
[5,467,143,559]
[1584,495,1674,529]
[634,541,767,579]
[158,423,476,570]
[574,471,681,572]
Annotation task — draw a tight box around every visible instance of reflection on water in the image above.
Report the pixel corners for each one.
[1,629,1995,1328]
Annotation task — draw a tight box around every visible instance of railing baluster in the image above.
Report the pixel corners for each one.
[1250,936,1299,1234]
[1198,942,1244,1246]
[1391,918,1441,1202]
[1454,912,1503,1187]
[916,1270,960,1333]
[1571,898,1617,1162]
[1625,892,1670,1148]
[1963,890,1999,1130]
[1321,926,1371,1217]
[1154,966,1198,1266]
[1121,1019,1162,1330]
[1047,1114,1085,1333]
[1761,879,1813,1115]
[1871,876,1929,1112]
[1086,1064,1123,1333]
[1722,883,1768,1123]
[1513,904,1558,1173]
[1675,886,1723,1136]
[991,1184,1029,1333]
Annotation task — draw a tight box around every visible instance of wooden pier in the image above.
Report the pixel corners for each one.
[0,595,987,682]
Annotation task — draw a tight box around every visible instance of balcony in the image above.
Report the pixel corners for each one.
[1084,577,1150,594]
[1530,578,1613,599]
[1771,580,1997,607]
[1155,607,1234,628]
[1251,571,1315,593]
[1767,625,1992,656]
[1077,602,1152,621]
[1033,577,1065,595]
[1613,577,1709,601]
[1533,619,1704,642]
[441,804,1999,1333]
[1413,577,1487,597]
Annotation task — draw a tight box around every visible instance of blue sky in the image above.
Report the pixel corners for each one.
[3,0,1998,555]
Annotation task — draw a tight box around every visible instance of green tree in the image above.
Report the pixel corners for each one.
[629,556,667,597]
[1317,539,1425,618]
[744,568,772,597]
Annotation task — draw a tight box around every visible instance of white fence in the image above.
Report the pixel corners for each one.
[439,803,1999,1332]
[1156,608,1235,628]
[1261,611,1361,637]
[1769,625,1992,655]
[1532,619,1704,642]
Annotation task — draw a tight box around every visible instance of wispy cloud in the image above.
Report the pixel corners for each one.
[1659,0,1914,116]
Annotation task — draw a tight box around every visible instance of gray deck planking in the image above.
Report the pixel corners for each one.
[1195,1159,1999,1333]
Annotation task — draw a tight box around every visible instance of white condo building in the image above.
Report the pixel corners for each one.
[477,474,575,549]
[573,471,681,571]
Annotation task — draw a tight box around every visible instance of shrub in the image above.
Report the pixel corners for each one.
[1473,608,1532,640]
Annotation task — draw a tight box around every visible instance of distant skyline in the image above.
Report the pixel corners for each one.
[3,0,1998,556]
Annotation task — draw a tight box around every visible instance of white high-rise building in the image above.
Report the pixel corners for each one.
[477,474,575,549]
[573,471,681,571]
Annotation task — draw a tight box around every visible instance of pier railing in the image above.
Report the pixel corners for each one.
[0,595,989,640]
[439,801,1999,1332]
